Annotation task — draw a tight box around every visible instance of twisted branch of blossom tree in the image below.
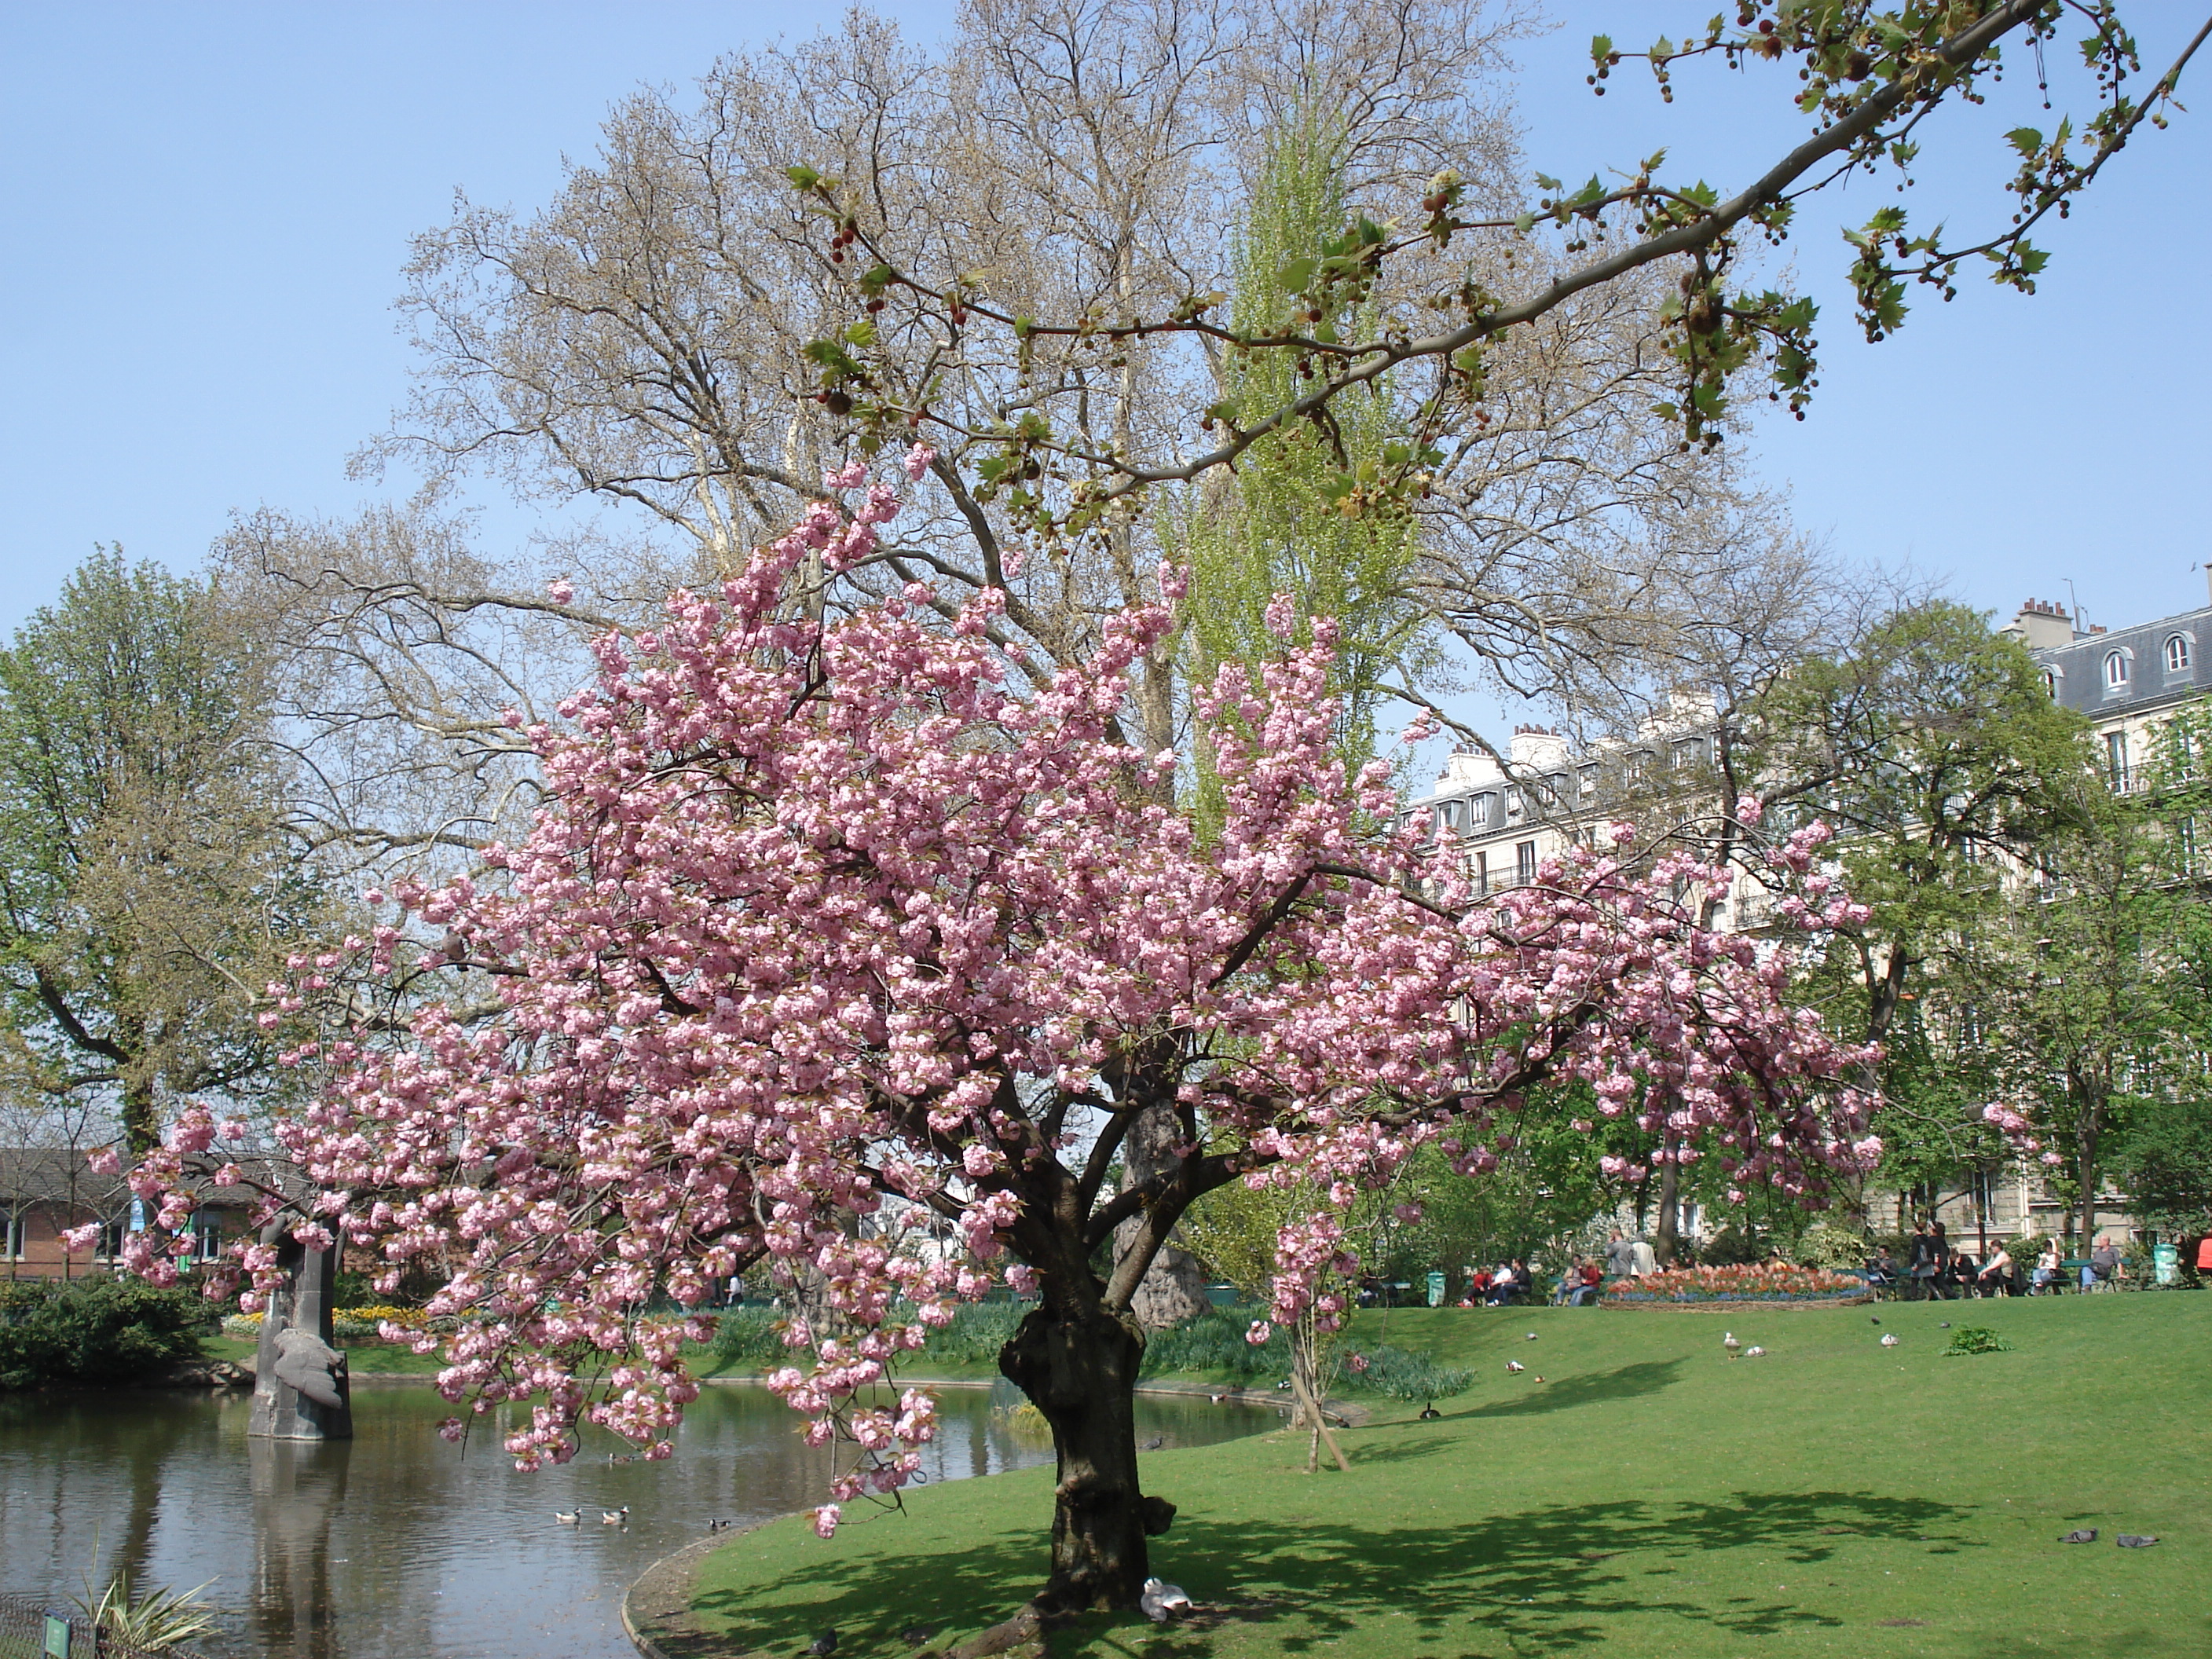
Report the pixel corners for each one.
[119,460,1877,1614]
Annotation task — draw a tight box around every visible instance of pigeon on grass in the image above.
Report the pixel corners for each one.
[2116,1535,2159,1549]
[2060,1529,2098,1544]
[1141,1578,1193,1623]
[808,1630,840,1657]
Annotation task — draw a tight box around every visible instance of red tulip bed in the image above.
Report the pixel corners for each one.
[1602,1263,1872,1309]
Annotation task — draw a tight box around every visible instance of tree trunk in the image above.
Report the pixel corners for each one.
[123,1075,159,1160]
[1116,1103,1211,1328]
[1653,1152,1681,1267]
[998,1300,1174,1613]
[2076,1095,2100,1251]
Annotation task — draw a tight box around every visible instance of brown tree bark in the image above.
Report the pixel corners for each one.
[998,1299,1174,1613]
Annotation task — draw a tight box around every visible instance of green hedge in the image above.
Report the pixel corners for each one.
[0,1277,211,1389]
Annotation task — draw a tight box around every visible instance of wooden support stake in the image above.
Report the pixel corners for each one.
[1291,1369,1352,1473]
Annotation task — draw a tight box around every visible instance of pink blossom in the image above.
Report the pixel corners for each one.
[103,468,1878,1516]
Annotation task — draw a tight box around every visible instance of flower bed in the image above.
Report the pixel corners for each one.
[222,1305,446,1342]
[1601,1264,1870,1308]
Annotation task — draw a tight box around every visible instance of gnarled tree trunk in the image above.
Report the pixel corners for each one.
[998,1298,1174,1612]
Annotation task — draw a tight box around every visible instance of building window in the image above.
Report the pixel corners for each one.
[2103,649,2130,694]
[2,1210,23,1260]
[1516,840,1538,884]
[2166,633,2193,675]
[1505,786,1523,819]
[2041,667,2060,698]
[98,1218,128,1261]
[1474,850,1489,896]
[2105,731,2130,789]
[2181,816,2202,877]
[1578,765,1597,798]
[1470,793,1492,827]
[1671,738,1701,771]
[191,1211,224,1262]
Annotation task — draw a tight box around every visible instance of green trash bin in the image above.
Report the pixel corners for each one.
[2154,1242,2179,1286]
[1426,1270,1445,1307]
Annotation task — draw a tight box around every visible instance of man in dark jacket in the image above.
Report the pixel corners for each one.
[1908,1221,1950,1300]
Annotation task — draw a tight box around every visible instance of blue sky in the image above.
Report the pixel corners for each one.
[2,3,2201,649]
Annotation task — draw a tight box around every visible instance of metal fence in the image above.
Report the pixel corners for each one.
[0,1595,169,1659]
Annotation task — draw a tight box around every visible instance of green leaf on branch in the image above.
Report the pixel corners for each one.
[1590,35,1613,68]
[785,164,822,191]
[2006,126,2045,159]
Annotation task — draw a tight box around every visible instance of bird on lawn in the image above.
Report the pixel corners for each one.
[1142,1435,1165,1450]
[1505,1360,1525,1374]
[1525,1331,1538,1341]
[602,1507,629,1525]
[1744,1346,1766,1358]
[1533,1375,1546,1383]
[808,1629,840,1656]
[1939,1321,1951,1329]
[1140,1578,1192,1623]
[1870,1316,1881,1325]
[1417,1404,1442,1421]
[2116,1535,2159,1548]
[1880,1333,1899,1348]
[555,1511,580,1525]
[897,1624,940,1647]
[1723,1331,1741,1355]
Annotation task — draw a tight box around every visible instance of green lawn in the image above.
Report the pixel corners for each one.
[686,1294,2210,1658]
[205,1333,453,1375]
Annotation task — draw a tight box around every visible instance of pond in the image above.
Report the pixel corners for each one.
[0,1379,1276,1658]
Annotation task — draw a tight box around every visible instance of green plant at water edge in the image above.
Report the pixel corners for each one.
[74,1567,221,1654]
[1137,1308,1290,1381]
[710,1306,792,1366]
[0,1278,209,1390]
[1943,1326,2013,1356]
[1345,1345,1474,1405]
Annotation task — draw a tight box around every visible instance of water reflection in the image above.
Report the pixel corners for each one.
[0,1382,1272,1659]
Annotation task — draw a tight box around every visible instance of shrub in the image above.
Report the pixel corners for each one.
[1138,1307,1288,1379]
[1344,1344,1474,1404]
[1795,1221,1873,1272]
[711,1305,794,1367]
[0,1278,211,1389]
[1943,1325,2013,1356]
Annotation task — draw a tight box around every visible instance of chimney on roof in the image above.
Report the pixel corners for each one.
[2005,598,2076,650]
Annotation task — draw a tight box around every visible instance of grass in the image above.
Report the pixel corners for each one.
[684,1294,2210,1658]
[204,1334,452,1376]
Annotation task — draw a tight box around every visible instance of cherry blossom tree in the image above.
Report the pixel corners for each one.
[113,456,1877,1613]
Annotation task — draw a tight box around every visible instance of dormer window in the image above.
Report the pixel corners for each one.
[2166,632,2194,675]
[2040,666,2060,698]
[1470,793,1492,828]
[2103,648,2132,696]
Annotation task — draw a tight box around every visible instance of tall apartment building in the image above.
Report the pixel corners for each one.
[1398,588,2212,1256]
[2001,589,2212,791]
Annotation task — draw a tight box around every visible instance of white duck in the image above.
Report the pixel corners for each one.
[1880,1332,1899,1348]
[1140,1578,1192,1623]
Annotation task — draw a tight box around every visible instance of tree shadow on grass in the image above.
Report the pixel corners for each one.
[691,1486,1978,1657]
[1453,1358,1687,1419]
